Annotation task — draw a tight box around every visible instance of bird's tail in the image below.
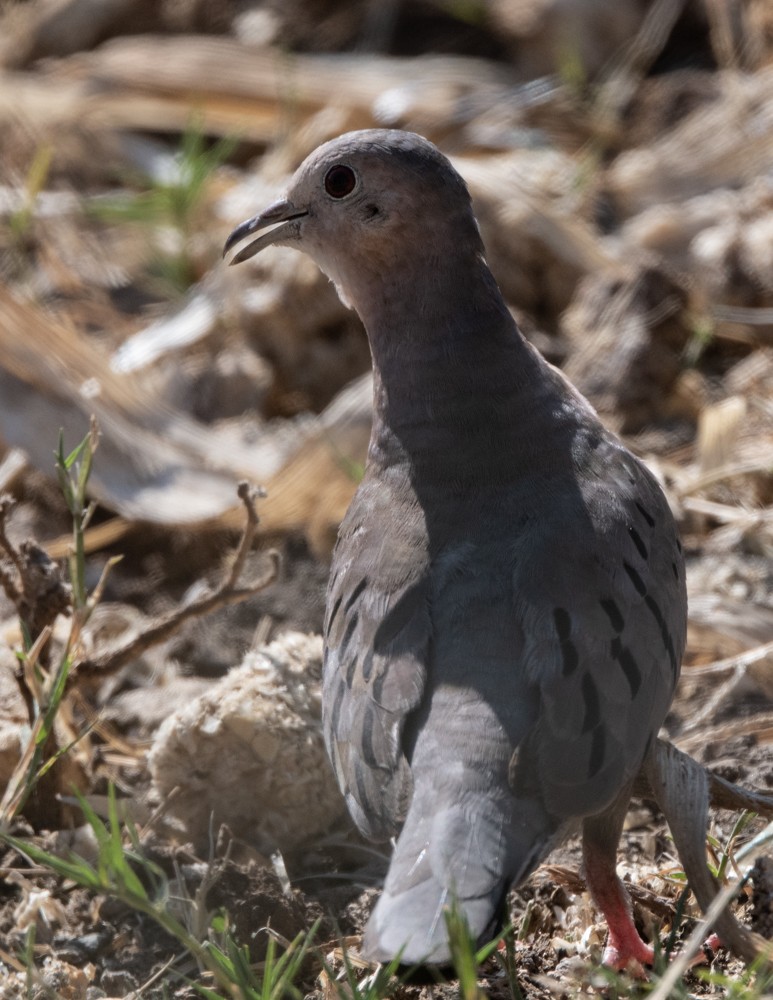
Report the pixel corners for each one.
[361,779,559,965]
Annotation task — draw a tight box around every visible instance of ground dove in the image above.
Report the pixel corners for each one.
[224,130,687,969]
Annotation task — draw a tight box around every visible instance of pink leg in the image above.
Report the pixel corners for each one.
[582,785,655,973]
[582,787,728,972]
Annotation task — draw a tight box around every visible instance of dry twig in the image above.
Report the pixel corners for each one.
[73,481,278,681]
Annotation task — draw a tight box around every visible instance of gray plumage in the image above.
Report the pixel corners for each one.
[224,130,687,968]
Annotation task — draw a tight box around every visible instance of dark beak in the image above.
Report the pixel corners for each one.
[223,199,308,264]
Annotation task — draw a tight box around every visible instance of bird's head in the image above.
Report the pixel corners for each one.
[223,129,484,316]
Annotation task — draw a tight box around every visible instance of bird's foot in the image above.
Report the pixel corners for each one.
[602,930,723,975]
[601,927,655,976]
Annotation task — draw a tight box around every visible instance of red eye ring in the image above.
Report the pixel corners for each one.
[324,164,357,199]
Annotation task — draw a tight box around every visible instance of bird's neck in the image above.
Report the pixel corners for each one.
[362,260,556,481]
[352,248,500,339]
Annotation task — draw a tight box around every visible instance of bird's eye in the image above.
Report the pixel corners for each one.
[324,165,357,199]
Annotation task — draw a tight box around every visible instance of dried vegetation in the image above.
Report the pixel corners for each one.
[0,0,773,997]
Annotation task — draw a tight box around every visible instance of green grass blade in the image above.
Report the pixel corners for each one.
[2,833,103,891]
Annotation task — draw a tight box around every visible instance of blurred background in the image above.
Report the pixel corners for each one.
[0,0,770,632]
[1,0,773,993]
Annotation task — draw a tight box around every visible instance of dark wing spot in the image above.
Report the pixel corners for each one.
[361,648,374,681]
[628,526,648,560]
[560,639,579,676]
[611,636,642,698]
[645,595,679,676]
[600,598,624,633]
[344,576,368,612]
[372,668,386,704]
[553,607,571,639]
[360,703,379,767]
[623,561,647,596]
[635,501,656,527]
[326,594,342,636]
[340,609,358,657]
[672,561,679,580]
[353,760,375,820]
[553,608,578,675]
[374,588,421,648]
[581,673,601,732]
[589,727,606,778]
